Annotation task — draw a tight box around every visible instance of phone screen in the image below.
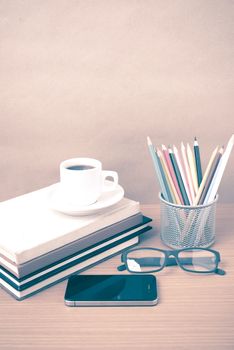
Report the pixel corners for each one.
[64,274,157,306]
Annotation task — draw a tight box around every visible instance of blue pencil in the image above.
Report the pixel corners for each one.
[168,147,190,205]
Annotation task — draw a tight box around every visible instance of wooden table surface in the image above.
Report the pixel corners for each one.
[0,204,234,350]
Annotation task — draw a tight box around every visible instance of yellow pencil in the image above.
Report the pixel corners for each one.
[193,146,219,205]
[173,145,192,205]
[157,149,181,205]
[187,143,198,194]
[181,142,195,203]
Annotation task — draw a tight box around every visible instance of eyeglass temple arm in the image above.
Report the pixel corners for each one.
[117,264,127,271]
[123,257,219,267]
[117,257,225,274]
[127,257,192,266]
[117,257,182,270]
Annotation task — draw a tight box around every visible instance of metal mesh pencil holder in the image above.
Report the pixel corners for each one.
[159,193,218,249]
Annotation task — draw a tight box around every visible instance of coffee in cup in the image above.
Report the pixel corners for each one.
[59,158,118,206]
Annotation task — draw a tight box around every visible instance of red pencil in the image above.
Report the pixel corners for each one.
[161,144,184,204]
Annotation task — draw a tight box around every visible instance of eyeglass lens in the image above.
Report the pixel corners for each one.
[177,249,217,272]
[126,249,166,272]
[126,249,217,273]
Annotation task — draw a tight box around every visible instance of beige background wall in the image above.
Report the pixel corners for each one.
[0,0,233,204]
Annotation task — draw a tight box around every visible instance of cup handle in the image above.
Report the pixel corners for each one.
[102,171,118,192]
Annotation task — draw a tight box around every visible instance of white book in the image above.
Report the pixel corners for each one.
[0,214,145,278]
[0,184,140,264]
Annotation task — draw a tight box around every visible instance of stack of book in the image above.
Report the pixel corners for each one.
[0,184,152,300]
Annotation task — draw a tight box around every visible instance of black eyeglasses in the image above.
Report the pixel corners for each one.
[117,247,225,275]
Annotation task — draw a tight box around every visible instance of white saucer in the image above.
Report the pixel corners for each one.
[48,181,124,216]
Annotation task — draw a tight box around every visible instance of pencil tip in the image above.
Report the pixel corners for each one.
[147,136,152,145]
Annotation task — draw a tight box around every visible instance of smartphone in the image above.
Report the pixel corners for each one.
[64,274,158,306]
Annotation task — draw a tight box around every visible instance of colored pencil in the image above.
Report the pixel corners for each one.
[187,143,199,194]
[147,135,234,207]
[194,137,203,186]
[198,147,224,205]
[169,147,190,205]
[173,145,191,205]
[157,149,180,204]
[155,147,173,203]
[193,146,219,205]
[162,144,183,204]
[181,142,195,203]
[147,137,169,201]
[203,134,234,204]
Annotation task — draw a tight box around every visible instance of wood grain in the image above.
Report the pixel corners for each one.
[0,204,233,350]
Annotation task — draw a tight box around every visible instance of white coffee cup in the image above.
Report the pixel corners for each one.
[59,158,118,206]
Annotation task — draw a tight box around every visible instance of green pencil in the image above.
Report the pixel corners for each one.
[155,148,173,203]
[198,147,224,205]
[147,137,169,201]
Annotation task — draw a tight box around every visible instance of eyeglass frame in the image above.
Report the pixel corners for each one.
[117,247,225,275]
